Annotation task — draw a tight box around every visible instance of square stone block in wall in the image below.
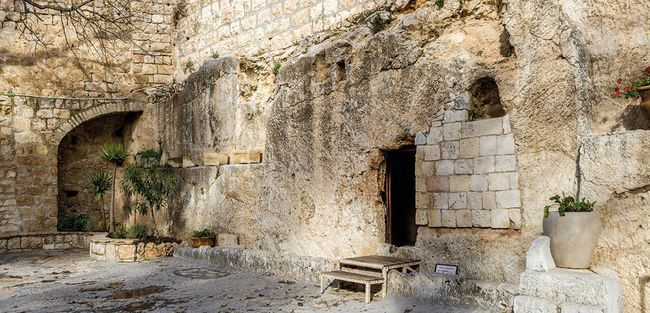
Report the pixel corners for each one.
[472,210,491,228]
[496,190,521,209]
[416,177,427,192]
[495,155,517,172]
[497,134,515,155]
[432,193,449,209]
[444,110,468,123]
[509,173,519,189]
[491,209,510,229]
[8,237,20,249]
[230,150,263,164]
[420,161,435,177]
[462,118,503,138]
[509,208,521,230]
[479,135,497,156]
[415,209,428,225]
[21,236,43,249]
[422,145,441,161]
[443,122,462,141]
[435,160,455,176]
[456,210,472,227]
[470,175,488,192]
[427,176,449,192]
[448,192,467,209]
[415,132,427,145]
[440,141,460,160]
[427,126,443,145]
[483,191,496,210]
[416,192,430,209]
[449,175,470,192]
[428,209,442,227]
[455,159,473,174]
[488,173,510,191]
[467,192,482,210]
[503,115,511,134]
[474,156,495,174]
[203,152,229,166]
[459,137,480,158]
[441,210,456,227]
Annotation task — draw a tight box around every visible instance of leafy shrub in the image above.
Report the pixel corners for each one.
[272,63,281,76]
[58,213,89,231]
[544,194,595,217]
[192,228,215,238]
[109,223,128,239]
[127,224,149,239]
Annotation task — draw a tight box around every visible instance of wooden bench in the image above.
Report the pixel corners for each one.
[320,270,385,303]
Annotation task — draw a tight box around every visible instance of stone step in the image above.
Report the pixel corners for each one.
[519,268,622,310]
[514,296,606,313]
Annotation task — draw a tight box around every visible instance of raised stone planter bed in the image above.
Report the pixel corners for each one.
[89,235,175,262]
[0,232,97,252]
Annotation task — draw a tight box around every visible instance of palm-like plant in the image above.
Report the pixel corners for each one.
[101,143,129,233]
[89,171,112,231]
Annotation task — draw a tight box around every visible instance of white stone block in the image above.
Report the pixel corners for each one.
[428,209,442,227]
[448,192,467,209]
[218,234,239,246]
[415,209,428,225]
[469,175,488,192]
[427,126,443,145]
[479,135,497,156]
[509,173,519,188]
[441,210,456,227]
[435,160,455,175]
[467,192,482,210]
[419,161,435,177]
[443,122,462,141]
[495,155,517,172]
[510,208,521,229]
[449,175,470,192]
[440,141,460,159]
[526,236,556,272]
[427,176,449,192]
[415,132,427,145]
[496,190,521,209]
[456,210,472,227]
[513,296,557,313]
[503,114,511,134]
[416,177,426,192]
[416,192,430,209]
[488,173,510,191]
[474,156,495,174]
[423,145,441,161]
[462,117,503,138]
[471,210,491,228]
[491,208,510,229]
[433,193,448,209]
[455,159,473,174]
[497,134,516,155]
[444,110,468,123]
[560,303,605,313]
[483,192,496,210]
[459,137,480,158]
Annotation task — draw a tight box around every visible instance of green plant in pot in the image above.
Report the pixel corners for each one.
[191,228,215,248]
[613,65,650,119]
[543,194,599,269]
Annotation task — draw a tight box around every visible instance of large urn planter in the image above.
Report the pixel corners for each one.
[543,211,600,269]
[639,85,650,119]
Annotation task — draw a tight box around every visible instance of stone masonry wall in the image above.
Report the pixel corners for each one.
[174,0,385,80]
[0,0,175,97]
[414,109,521,230]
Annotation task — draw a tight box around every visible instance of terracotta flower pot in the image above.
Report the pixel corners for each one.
[191,236,215,248]
[639,85,650,119]
[543,211,600,269]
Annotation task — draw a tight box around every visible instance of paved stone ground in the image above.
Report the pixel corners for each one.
[0,249,484,313]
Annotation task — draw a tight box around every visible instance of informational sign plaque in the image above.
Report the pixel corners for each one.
[434,264,458,275]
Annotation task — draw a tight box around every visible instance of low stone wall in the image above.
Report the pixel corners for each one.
[173,243,336,282]
[89,236,175,262]
[0,231,96,252]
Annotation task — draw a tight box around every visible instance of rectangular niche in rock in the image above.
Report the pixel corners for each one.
[414,109,521,230]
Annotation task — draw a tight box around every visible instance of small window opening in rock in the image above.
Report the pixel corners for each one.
[499,28,514,57]
[335,60,346,82]
[63,190,78,198]
[383,145,417,247]
[469,77,506,120]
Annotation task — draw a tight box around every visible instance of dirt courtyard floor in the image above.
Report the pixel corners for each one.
[0,249,484,313]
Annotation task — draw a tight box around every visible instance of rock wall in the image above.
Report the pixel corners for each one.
[0,0,176,97]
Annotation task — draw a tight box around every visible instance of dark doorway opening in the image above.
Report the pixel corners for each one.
[384,146,417,246]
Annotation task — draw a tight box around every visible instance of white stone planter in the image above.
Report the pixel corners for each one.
[89,234,175,262]
[542,211,600,269]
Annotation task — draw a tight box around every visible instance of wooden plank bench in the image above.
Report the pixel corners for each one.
[320,270,385,303]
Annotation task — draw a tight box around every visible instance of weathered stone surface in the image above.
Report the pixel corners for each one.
[203,152,229,166]
[218,233,239,247]
[526,236,556,272]
[415,209,428,225]
[20,236,42,249]
[513,296,557,313]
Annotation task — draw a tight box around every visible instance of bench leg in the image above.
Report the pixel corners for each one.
[381,269,388,299]
[336,280,340,291]
[365,282,371,304]
[320,276,326,294]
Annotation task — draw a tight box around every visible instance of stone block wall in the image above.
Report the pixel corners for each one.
[174,0,384,79]
[415,110,521,230]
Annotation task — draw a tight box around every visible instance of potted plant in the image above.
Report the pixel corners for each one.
[191,229,215,248]
[543,194,599,269]
[614,65,650,118]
